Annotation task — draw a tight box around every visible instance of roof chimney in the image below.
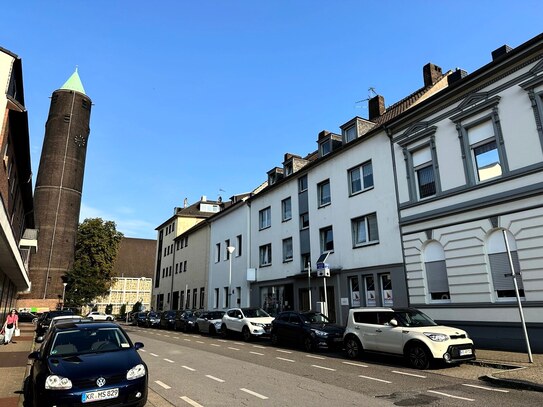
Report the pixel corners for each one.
[491,45,512,61]
[368,95,385,120]
[423,63,443,87]
[447,68,468,85]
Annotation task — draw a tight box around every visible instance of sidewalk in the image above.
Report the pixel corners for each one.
[1,324,541,407]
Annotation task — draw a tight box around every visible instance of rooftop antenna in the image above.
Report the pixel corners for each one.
[355,87,378,108]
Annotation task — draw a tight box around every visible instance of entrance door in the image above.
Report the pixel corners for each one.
[172,291,179,310]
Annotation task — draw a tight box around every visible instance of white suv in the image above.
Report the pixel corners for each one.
[221,307,274,341]
[343,307,475,369]
[86,311,114,321]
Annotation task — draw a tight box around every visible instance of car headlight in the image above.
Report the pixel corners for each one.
[251,322,265,327]
[424,332,449,342]
[45,375,72,390]
[127,364,146,380]
[214,321,222,328]
[311,329,328,338]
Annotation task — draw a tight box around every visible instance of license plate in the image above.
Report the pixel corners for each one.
[459,349,473,356]
[333,337,343,342]
[82,388,119,403]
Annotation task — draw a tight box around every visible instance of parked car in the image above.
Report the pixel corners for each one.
[343,307,476,369]
[36,315,86,342]
[174,310,201,332]
[35,310,75,339]
[18,311,38,323]
[195,311,225,335]
[144,311,160,328]
[24,320,147,407]
[159,310,178,330]
[221,307,274,341]
[133,312,148,327]
[271,311,345,352]
[86,311,114,321]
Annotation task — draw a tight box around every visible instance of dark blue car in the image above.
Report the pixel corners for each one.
[25,321,147,407]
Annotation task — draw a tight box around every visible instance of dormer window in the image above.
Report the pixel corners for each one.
[345,125,357,143]
[267,167,284,185]
[320,140,332,156]
[285,162,293,176]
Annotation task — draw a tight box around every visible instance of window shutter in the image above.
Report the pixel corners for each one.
[425,260,449,293]
[489,251,524,290]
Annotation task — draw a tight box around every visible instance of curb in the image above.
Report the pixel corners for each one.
[481,373,543,393]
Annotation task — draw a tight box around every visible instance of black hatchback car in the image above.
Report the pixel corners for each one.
[35,310,75,339]
[25,321,147,407]
[159,310,178,330]
[174,310,201,332]
[271,311,345,352]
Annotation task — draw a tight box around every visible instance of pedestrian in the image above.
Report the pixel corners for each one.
[1,309,19,345]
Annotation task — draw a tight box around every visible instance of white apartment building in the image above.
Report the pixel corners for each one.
[389,35,543,352]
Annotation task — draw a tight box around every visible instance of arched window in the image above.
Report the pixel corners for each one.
[487,230,524,299]
[423,241,450,300]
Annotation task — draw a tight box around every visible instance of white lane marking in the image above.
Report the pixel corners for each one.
[240,388,268,400]
[164,358,175,363]
[155,380,171,389]
[182,365,196,371]
[156,333,162,336]
[312,364,336,371]
[184,339,191,342]
[217,339,227,342]
[305,354,325,360]
[140,349,146,352]
[164,335,170,337]
[428,390,474,401]
[228,347,240,351]
[205,375,225,383]
[275,349,292,354]
[392,370,426,378]
[196,341,204,344]
[276,357,295,363]
[191,335,199,338]
[252,345,266,349]
[210,343,221,347]
[343,361,367,368]
[234,342,246,346]
[180,396,203,407]
[359,375,392,384]
[462,384,509,393]
[250,351,264,356]
[173,337,180,339]
[150,353,159,357]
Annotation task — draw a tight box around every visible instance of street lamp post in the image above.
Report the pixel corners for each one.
[227,246,236,308]
[62,283,67,310]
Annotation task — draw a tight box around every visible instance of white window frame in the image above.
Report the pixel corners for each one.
[259,207,271,230]
[318,179,331,207]
[348,161,373,195]
[259,243,272,267]
[351,213,379,247]
[282,237,293,262]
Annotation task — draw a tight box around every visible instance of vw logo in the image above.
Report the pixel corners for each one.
[96,377,106,387]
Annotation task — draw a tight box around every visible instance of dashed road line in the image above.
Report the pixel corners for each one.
[276,357,295,363]
[182,365,196,371]
[217,339,228,343]
[173,337,180,339]
[392,370,426,378]
[305,354,325,360]
[184,339,191,342]
[180,396,204,407]
[210,343,221,347]
[428,390,474,401]
[462,384,509,393]
[140,349,146,352]
[252,345,266,349]
[205,375,225,383]
[240,388,268,400]
[312,365,336,371]
[196,341,204,344]
[228,347,240,351]
[234,342,246,346]
[164,335,170,337]
[358,375,392,384]
[150,353,159,357]
[155,380,171,389]
[250,351,264,356]
[343,361,368,368]
[164,358,174,363]
[275,349,292,354]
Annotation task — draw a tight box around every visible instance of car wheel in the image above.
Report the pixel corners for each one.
[270,331,279,346]
[406,343,431,370]
[344,336,362,359]
[194,324,199,333]
[242,326,252,342]
[303,336,315,352]
[220,324,229,339]
[88,317,93,321]
[23,375,33,407]
[106,317,112,321]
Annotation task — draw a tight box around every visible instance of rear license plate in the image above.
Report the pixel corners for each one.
[459,349,473,356]
[333,337,343,342]
[82,388,119,403]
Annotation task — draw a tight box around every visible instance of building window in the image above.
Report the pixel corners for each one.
[199,287,205,309]
[175,263,179,274]
[259,207,271,230]
[214,288,219,308]
[487,230,524,299]
[281,197,292,221]
[352,213,379,247]
[259,244,272,267]
[320,226,334,253]
[225,239,231,260]
[320,140,331,156]
[344,125,357,143]
[282,238,293,262]
[300,213,309,229]
[301,253,311,270]
[472,138,501,182]
[183,261,187,272]
[236,235,242,256]
[224,287,229,308]
[285,162,293,176]
[180,291,185,309]
[410,147,436,198]
[193,289,197,309]
[318,179,331,207]
[348,161,373,195]
[298,175,308,193]
[423,241,450,301]
[215,243,221,262]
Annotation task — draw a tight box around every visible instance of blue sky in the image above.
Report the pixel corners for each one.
[3,1,542,239]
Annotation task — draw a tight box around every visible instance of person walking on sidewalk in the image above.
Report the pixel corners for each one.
[1,309,19,344]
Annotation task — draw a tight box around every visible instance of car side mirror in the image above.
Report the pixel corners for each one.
[35,336,44,343]
[134,342,144,350]
[389,319,398,327]
[238,315,242,319]
[28,351,40,360]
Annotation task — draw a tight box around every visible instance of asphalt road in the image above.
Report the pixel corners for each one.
[124,325,543,406]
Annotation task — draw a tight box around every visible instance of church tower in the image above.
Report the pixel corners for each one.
[30,69,92,301]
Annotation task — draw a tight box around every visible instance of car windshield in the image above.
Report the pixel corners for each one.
[208,311,225,319]
[49,327,131,356]
[242,308,270,318]
[301,313,330,324]
[148,312,158,318]
[394,309,438,327]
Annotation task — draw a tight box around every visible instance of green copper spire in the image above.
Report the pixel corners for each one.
[60,67,86,95]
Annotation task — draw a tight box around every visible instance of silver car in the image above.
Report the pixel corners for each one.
[195,311,225,335]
